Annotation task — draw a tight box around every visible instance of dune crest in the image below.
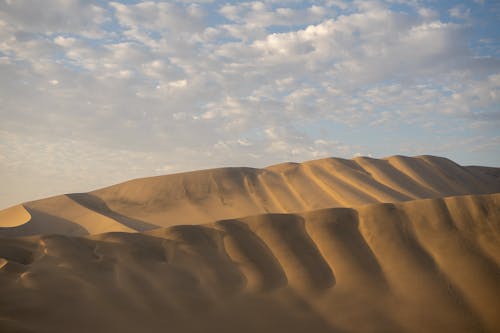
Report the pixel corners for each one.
[1,155,499,237]
[0,193,499,333]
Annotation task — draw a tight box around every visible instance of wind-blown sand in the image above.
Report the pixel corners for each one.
[0,155,499,333]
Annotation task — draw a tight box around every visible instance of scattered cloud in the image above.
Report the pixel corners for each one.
[0,0,499,208]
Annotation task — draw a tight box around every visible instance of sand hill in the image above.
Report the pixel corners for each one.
[0,155,499,333]
[1,155,499,237]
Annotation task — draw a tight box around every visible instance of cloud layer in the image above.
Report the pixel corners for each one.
[0,0,499,208]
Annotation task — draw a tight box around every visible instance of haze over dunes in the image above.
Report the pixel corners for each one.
[1,155,499,237]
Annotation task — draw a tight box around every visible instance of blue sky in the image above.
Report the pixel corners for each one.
[0,0,499,208]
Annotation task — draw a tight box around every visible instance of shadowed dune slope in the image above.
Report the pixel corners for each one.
[0,193,499,333]
[1,155,499,236]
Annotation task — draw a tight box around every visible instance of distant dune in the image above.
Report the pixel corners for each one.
[1,155,499,237]
[0,155,499,333]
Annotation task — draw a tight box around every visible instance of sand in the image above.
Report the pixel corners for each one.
[0,155,499,333]
[1,155,499,237]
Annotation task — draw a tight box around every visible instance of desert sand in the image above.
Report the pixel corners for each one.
[1,155,499,237]
[0,155,499,333]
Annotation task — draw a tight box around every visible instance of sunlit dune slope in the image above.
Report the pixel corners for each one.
[0,205,30,228]
[1,193,499,333]
[1,155,498,237]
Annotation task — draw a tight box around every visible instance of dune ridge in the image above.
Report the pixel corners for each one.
[1,155,499,237]
[0,193,499,333]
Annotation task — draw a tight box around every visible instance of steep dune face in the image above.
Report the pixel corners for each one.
[1,155,498,237]
[0,193,499,333]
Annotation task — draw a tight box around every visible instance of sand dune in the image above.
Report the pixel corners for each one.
[1,155,499,237]
[0,155,499,332]
[0,193,499,333]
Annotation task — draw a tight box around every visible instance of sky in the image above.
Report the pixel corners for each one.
[0,0,499,209]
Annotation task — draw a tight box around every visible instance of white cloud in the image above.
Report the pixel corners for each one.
[110,1,205,34]
[0,0,107,38]
[449,5,471,20]
[219,2,331,28]
[168,79,188,88]
[0,0,499,207]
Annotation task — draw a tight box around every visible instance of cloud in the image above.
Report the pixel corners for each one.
[110,1,205,33]
[219,2,331,28]
[0,0,499,207]
[449,5,471,20]
[0,0,107,37]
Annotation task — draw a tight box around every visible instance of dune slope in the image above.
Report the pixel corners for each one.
[1,155,499,237]
[0,193,499,333]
